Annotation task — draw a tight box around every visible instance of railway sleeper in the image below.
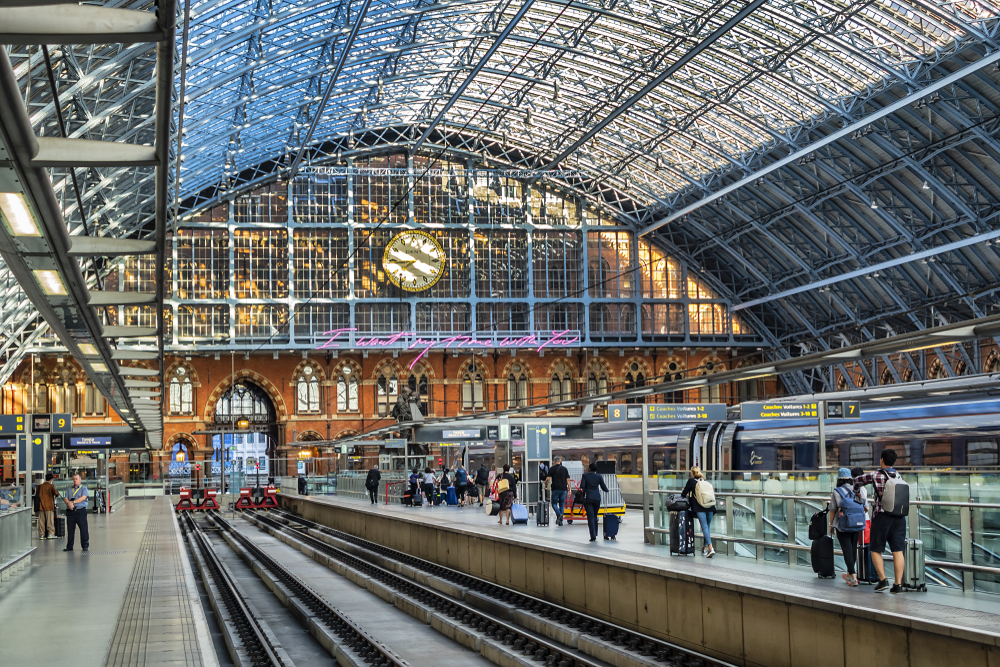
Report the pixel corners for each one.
[208,515,405,667]
[258,510,729,667]
[245,512,707,667]
[182,517,294,667]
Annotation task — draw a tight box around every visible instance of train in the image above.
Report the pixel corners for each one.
[469,395,1000,505]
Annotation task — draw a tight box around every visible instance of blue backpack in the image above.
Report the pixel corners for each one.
[834,487,866,532]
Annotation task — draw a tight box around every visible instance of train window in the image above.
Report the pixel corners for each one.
[967,440,999,466]
[621,452,633,474]
[636,454,643,474]
[581,454,590,467]
[825,443,840,468]
[882,442,910,467]
[777,446,794,471]
[652,451,665,473]
[922,440,952,467]
[594,452,604,461]
[849,443,873,467]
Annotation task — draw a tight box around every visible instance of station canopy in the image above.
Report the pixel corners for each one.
[4,0,1000,380]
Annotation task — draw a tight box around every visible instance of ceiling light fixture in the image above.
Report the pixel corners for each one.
[870,199,878,209]
[78,343,99,356]
[33,269,67,296]
[0,192,41,236]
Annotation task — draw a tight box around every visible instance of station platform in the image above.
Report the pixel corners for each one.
[281,493,1000,667]
[0,497,216,667]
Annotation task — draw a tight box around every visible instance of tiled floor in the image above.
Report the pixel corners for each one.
[294,493,1000,644]
[0,497,217,667]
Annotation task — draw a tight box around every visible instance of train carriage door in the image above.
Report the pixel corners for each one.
[676,428,695,471]
[719,423,737,471]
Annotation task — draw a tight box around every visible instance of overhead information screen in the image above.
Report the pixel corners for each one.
[647,404,728,421]
[741,402,819,420]
[70,436,113,449]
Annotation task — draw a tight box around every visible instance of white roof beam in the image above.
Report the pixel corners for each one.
[0,5,160,44]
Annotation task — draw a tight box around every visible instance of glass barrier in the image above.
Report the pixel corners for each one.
[655,469,1000,593]
[0,507,32,575]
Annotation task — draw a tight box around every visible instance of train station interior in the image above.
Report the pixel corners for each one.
[2,0,1000,665]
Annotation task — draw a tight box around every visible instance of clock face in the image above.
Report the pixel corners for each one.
[382,230,446,292]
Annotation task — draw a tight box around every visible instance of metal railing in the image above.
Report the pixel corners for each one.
[650,488,1000,594]
[0,507,34,584]
[333,472,408,503]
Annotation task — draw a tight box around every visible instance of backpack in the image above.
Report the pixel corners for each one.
[879,469,909,517]
[694,480,716,509]
[834,487,866,532]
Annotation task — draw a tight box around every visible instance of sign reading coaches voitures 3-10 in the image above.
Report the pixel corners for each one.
[740,401,860,420]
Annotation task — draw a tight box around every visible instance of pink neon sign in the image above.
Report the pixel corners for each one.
[316,329,581,369]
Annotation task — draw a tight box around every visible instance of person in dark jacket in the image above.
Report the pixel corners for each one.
[580,463,609,541]
[681,467,716,557]
[549,457,570,526]
[474,463,490,506]
[297,475,308,496]
[365,466,382,504]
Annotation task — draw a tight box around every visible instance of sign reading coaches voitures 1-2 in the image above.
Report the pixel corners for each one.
[740,401,861,420]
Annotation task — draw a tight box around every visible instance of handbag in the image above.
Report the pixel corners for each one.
[497,478,510,493]
[666,494,690,512]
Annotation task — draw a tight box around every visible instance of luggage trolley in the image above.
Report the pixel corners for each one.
[561,461,626,524]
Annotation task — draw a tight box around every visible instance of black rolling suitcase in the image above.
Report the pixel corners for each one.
[670,510,695,555]
[55,515,65,538]
[536,501,550,526]
[856,541,877,584]
[811,535,836,578]
[603,514,621,540]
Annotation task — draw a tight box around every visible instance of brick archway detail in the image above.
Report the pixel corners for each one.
[202,372,288,423]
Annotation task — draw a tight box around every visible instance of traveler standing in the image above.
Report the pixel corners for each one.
[829,468,866,586]
[580,463,609,541]
[549,457,570,526]
[538,461,550,502]
[365,465,381,505]
[297,475,308,496]
[63,474,90,552]
[37,473,59,539]
[474,463,490,506]
[422,467,436,506]
[681,467,717,557]
[854,450,908,593]
[496,464,517,525]
[455,465,469,507]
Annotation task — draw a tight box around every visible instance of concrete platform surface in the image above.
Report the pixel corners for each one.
[0,497,216,667]
[286,494,1000,648]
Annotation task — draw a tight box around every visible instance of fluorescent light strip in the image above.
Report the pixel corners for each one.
[0,192,41,236]
[33,269,67,296]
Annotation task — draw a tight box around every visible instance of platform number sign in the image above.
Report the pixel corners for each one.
[607,406,627,422]
[53,413,72,432]
[0,415,25,434]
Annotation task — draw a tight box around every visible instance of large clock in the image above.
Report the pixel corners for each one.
[382,230,446,292]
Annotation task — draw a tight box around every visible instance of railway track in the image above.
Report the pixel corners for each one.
[180,512,289,667]
[246,508,733,667]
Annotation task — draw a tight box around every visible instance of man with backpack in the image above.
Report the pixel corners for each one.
[854,449,908,593]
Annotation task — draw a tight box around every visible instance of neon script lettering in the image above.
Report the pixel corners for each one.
[315,329,581,369]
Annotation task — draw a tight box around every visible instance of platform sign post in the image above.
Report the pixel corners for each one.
[641,407,651,544]
[818,400,827,469]
[525,424,551,510]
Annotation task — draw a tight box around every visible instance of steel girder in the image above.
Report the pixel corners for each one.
[4,0,1000,402]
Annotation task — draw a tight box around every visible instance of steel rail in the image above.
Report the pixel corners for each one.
[255,509,735,667]
[206,512,407,667]
[180,513,286,667]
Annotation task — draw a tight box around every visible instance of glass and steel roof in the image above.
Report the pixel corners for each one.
[4,0,1000,393]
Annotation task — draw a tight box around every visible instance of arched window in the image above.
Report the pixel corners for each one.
[587,368,609,396]
[699,358,724,403]
[549,363,573,402]
[507,363,529,408]
[84,379,105,416]
[927,359,946,380]
[32,379,48,413]
[986,352,1000,374]
[168,366,194,415]
[295,365,321,414]
[461,371,483,411]
[624,362,646,404]
[664,359,685,403]
[408,373,431,415]
[376,369,398,416]
[336,367,359,412]
[52,367,78,416]
[880,367,896,386]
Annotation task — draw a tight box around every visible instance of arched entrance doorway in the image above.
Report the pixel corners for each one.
[210,381,279,478]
